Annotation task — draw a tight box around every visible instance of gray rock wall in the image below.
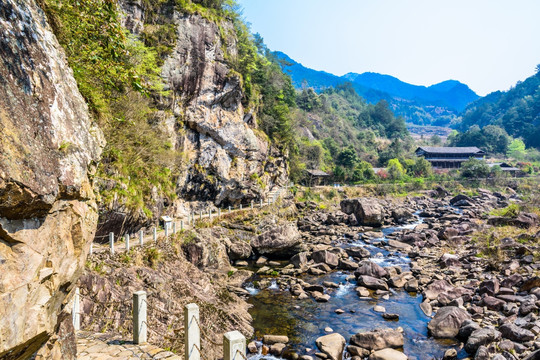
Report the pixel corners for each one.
[0,0,103,358]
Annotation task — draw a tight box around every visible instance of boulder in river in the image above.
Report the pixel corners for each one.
[346,247,371,259]
[315,333,346,360]
[357,275,389,291]
[368,348,408,360]
[341,198,385,226]
[350,328,404,351]
[428,306,471,338]
[252,223,302,257]
[291,252,309,268]
[263,335,290,345]
[312,250,339,268]
[355,261,388,279]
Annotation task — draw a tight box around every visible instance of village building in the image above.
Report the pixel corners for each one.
[303,169,331,186]
[488,162,522,177]
[415,146,486,169]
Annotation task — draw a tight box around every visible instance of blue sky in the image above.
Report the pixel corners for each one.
[237,0,540,96]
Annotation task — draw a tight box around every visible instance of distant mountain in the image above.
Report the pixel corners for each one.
[459,68,540,149]
[274,51,480,126]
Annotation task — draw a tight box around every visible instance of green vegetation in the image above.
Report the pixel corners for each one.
[459,65,540,150]
[460,158,490,178]
[489,203,520,218]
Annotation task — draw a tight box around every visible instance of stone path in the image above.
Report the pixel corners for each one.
[77,331,181,360]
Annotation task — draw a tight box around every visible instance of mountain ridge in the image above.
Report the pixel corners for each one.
[275,51,479,126]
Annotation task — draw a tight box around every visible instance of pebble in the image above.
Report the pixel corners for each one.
[324,327,333,333]
[335,308,345,314]
[373,305,386,313]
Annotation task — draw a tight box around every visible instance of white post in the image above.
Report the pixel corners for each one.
[165,224,169,239]
[251,201,253,209]
[153,227,157,242]
[184,303,201,360]
[181,220,184,231]
[224,330,246,360]
[267,198,270,206]
[240,204,242,210]
[209,209,212,221]
[125,234,130,251]
[72,287,80,331]
[229,206,231,213]
[199,211,202,221]
[133,291,147,344]
[260,199,263,208]
[109,232,115,255]
[139,230,144,246]
[89,242,93,255]
[173,222,177,234]
[218,208,221,217]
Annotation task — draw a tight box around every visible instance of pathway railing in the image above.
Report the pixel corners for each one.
[90,187,289,256]
[72,288,247,360]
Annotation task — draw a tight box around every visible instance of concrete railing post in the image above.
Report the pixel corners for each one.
[89,242,93,255]
[139,230,144,247]
[240,204,242,210]
[229,206,231,213]
[260,199,262,208]
[224,330,246,360]
[153,227,157,242]
[218,208,221,217]
[181,220,184,231]
[184,303,201,360]
[125,234,130,251]
[72,287,80,331]
[199,211,202,221]
[165,224,169,239]
[109,232,115,255]
[133,291,147,344]
[267,198,270,206]
[173,222,177,234]
[251,201,253,209]
[209,209,212,221]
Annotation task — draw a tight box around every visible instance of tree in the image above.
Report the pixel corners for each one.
[430,135,442,146]
[387,158,406,180]
[411,157,432,177]
[336,146,359,168]
[507,139,527,160]
[351,161,375,182]
[460,158,490,178]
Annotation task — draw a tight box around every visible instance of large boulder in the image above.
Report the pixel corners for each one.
[312,250,339,268]
[315,333,346,360]
[499,323,535,342]
[341,198,385,226]
[290,252,309,268]
[350,328,404,351]
[428,306,471,338]
[423,280,471,301]
[357,276,389,291]
[355,260,388,279]
[251,223,302,257]
[464,328,501,354]
[0,0,104,358]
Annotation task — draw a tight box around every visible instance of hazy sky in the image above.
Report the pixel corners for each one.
[237,0,540,96]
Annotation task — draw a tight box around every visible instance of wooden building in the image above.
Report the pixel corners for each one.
[488,162,521,177]
[304,169,331,186]
[415,146,486,169]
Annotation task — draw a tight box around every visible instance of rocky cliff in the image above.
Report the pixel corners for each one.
[115,2,288,224]
[0,0,103,358]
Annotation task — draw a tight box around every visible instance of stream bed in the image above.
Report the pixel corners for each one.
[244,218,468,360]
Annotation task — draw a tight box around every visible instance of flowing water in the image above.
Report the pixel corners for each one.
[245,217,469,360]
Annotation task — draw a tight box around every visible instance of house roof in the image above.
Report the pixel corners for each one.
[305,169,330,176]
[488,163,520,171]
[415,146,486,155]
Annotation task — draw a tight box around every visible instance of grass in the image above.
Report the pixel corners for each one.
[489,203,520,217]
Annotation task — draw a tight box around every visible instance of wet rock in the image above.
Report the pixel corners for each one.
[347,345,370,358]
[357,276,389,291]
[420,301,433,316]
[404,279,419,292]
[315,333,346,360]
[443,348,457,360]
[369,348,408,360]
[248,341,258,353]
[346,247,371,259]
[428,306,471,338]
[350,328,404,351]
[499,323,535,342]
[291,252,309,268]
[263,335,290,345]
[252,224,302,257]
[312,250,339,268]
[305,284,325,292]
[341,198,385,227]
[355,261,388,279]
[388,274,409,288]
[338,259,358,270]
[312,291,331,302]
[356,287,371,297]
[382,313,399,321]
[464,328,502,354]
[270,343,287,356]
[335,309,345,314]
[374,306,386,313]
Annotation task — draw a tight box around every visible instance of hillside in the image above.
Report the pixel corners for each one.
[458,67,540,149]
[276,51,479,126]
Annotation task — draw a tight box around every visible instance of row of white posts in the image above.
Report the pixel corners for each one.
[72,289,246,360]
[90,196,280,256]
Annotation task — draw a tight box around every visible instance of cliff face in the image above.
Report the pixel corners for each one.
[0,0,103,358]
[119,2,288,220]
